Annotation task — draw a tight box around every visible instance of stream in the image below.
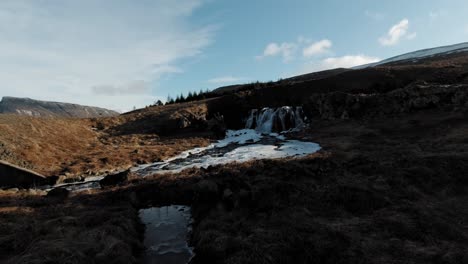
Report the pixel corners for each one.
[139,205,194,263]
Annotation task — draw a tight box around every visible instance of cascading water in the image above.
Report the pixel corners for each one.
[245,106,306,133]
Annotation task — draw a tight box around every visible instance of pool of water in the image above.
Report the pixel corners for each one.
[139,205,194,264]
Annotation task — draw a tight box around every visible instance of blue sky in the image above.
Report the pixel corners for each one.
[0,0,467,111]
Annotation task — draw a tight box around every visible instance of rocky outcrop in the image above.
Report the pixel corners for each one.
[100,170,130,187]
[207,113,227,138]
[305,83,468,120]
[0,160,50,188]
[0,96,118,118]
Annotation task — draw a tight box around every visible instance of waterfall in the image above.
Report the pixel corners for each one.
[245,106,306,133]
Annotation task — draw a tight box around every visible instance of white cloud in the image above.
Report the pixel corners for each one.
[365,10,385,20]
[379,19,412,46]
[0,0,215,111]
[207,76,245,84]
[301,55,380,73]
[257,38,333,62]
[257,42,297,62]
[465,25,468,34]
[303,39,332,57]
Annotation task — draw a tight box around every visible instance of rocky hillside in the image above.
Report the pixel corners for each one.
[0,96,118,118]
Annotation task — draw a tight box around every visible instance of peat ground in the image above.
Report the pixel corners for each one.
[1,108,467,263]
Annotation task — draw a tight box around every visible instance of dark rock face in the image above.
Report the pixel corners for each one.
[304,83,468,120]
[0,97,118,118]
[100,170,130,187]
[207,113,227,138]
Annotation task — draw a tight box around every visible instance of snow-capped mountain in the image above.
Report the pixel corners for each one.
[356,42,468,69]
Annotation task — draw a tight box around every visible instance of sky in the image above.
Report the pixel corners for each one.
[0,0,467,112]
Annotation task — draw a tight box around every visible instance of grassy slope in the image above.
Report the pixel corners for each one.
[0,100,212,177]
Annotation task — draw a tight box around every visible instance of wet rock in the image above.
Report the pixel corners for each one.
[100,170,130,187]
[195,180,219,202]
[47,187,69,200]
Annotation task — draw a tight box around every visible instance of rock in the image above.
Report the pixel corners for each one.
[195,180,219,202]
[56,175,68,184]
[99,170,130,187]
[207,113,227,138]
[47,187,69,200]
[177,116,191,129]
[63,176,83,184]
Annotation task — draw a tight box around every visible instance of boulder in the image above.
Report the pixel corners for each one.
[47,187,69,200]
[177,116,191,129]
[99,170,130,187]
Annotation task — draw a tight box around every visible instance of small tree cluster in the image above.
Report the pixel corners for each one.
[164,89,212,105]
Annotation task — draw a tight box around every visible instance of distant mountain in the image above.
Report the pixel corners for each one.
[356,42,468,68]
[0,97,119,118]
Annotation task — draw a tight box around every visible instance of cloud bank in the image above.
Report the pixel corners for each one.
[0,0,214,111]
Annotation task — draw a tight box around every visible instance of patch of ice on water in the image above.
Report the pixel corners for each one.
[163,129,264,163]
[215,129,263,147]
[277,140,321,156]
[148,140,321,175]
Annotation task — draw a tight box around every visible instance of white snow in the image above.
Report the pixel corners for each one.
[139,140,320,176]
[215,129,263,147]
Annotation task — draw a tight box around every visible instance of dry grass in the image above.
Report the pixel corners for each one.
[0,192,143,264]
[0,106,211,177]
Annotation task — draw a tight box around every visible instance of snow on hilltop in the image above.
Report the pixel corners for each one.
[356,42,468,69]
